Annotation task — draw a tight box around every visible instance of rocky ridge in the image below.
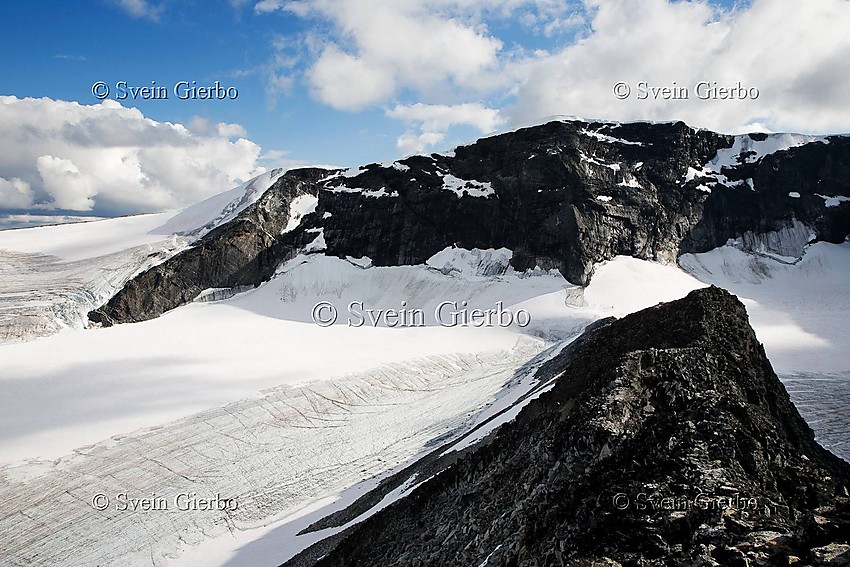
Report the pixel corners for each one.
[89,120,850,325]
[284,287,850,567]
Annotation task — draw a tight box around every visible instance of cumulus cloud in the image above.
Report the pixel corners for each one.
[309,45,397,110]
[387,103,503,133]
[257,0,850,149]
[0,177,33,209]
[187,116,249,139]
[396,131,447,155]
[387,102,505,153]
[36,156,97,211]
[279,0,508,110]
[509,0,850,134]
[0,97,264,215]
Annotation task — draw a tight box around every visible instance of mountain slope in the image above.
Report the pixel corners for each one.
[286,287,850,567]
[88,167,328,325]
[0,169,290,343]
[89,120,850,326]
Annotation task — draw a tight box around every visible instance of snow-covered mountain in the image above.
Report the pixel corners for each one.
[0,169,289,344]
[88,120,850,327]
[0,119,848,567]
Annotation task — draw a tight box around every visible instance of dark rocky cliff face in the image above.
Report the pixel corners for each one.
[89,120,850,325]
[88,168,328,325]
[285,287,850,567]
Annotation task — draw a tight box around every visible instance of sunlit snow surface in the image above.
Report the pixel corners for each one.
[0,170,289,345]
[0,212,188,343]
[680,242,850,462]
[0,191,848,566]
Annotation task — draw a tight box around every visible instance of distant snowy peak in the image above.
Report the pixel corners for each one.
[154,168,286,238]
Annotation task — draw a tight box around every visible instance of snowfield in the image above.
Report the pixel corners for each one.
[0,171,289,345]
[0,176,848,566]
[0,213,187,344]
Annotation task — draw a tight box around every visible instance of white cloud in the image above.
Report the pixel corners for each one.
[187,117,248,139]
[509,0,850,134]
[0,97,264,215]
[0,177,33,209]
[257,0,850,148]
[308,45,396,110]
[387,103,504,133]
[387,102,505,153]
[265,72,296,108]
[396,131,446,155]
[36,156,97,211]
[281,0,507,110]
[255,0,286,13]
[113,0,164,21]
[54,54,87,62]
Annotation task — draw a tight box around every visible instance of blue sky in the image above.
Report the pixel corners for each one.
[0,1,391,166]
[0,0,740,166]
[0,0,848,224]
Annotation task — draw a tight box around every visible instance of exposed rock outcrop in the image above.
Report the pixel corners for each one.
[88,168,327,325]
[285,287,850,567]
[89,120,850,325]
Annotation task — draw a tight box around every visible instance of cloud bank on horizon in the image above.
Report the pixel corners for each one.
[0,97,263,216]
[1,0,849,221]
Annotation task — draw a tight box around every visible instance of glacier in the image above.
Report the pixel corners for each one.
[0,165,848,566]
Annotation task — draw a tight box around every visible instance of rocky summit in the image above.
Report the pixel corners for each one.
[89,120,850,325]
[284,287,850,567]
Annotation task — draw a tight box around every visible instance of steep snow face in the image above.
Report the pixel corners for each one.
[426,246,513,277]
[733,218,816,263]
[154,168,286,237]
[282,194,318,234]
